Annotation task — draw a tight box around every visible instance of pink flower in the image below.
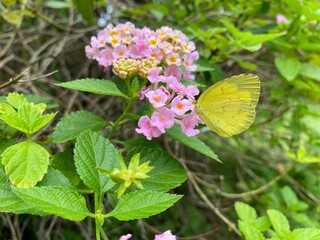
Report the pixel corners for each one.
[183,69,195,81]
[154,230,176,240]
[85,46,99,60]
[147,68,162,83]
[113,45,129,59]
[159,86,170,98]
[151,107,175,131]
[182,41,196,53]
[129,45,144,59]
[97,48,114,67]
[171,95,193,115]
[159,42,173,54]
[276,14,289,24]
[148,36,160,48]
[119,234,132,240]
[138,85,152,100]
[181,112,201,136]
[168,81,185,94]
[165,52,181,66]
[136,116,162,140]
[146,89,168,108]
[107,36,121,47]
[145,47,163,63]
[136,37,149,55]
[184,85,199,100]
[164,65,182,81]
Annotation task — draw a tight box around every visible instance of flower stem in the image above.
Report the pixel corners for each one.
[107,97,135,139]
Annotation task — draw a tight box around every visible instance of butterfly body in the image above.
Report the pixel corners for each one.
[195,74,260,137]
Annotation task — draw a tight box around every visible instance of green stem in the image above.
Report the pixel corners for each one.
[107,97,135,139]
[94,192,101,240]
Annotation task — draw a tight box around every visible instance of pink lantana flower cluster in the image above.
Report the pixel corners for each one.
[85,22,202,140]
[136,67,202,139]
[85,21,198,81]
[120,230,176,240]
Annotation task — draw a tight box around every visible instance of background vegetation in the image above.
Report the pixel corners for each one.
[1,0,320,239]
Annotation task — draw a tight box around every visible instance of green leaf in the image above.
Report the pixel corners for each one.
[221,20,241,38]
[128,147,187,192]
[245,32,285,46]
[0,102,56,135]
[0,185,41,214]
[255,216,271,232]
[292,228,320,240]
[299,63,320,81]
[275,57,301,81]
[6,93,27,109]
[166,125,220,162]
[195,58,216,72]
[235,202,257,223]
[1,140,50,188]
[38,167,73,188]
[267,209,291,238]
[74,130,119,194]
[72,0,95,25]
[283,0,302,14]
[0,166,8,185]
[51,151,81,186]
[12,186,90,221]
[280,186,298,209]
[238,221,265,240]
[52,110,108,143]
[1,10,22,25]
[107,190,182,220]
[1,0,17,8]
[0,103,29,133]
[45,0,72,9]
[56,79,129,98]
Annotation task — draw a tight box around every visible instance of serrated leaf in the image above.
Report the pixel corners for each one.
[0,185,41,215]
[12,186,90,221]
[0,103,29,133]
[267,209,291,238]
[255,216,271,232]
[0,166,8,185]
[275,57,301,81]
[107,190,182,220]
[292,228,320,240]
[52,110,108,143]
[38,167,73,188]
[6,93,27,109]
[56,79,129,98]
[74,130,119,194]
[51,151,80,186]
[166,125,220,162]
[238,220,265,240]
[235,202,257,223]
[1,140,50,188]
[128,147,186,192]
[245,32,285,45]
[0,102,56,135]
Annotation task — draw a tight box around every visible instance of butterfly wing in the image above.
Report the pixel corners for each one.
[195,74,260,137]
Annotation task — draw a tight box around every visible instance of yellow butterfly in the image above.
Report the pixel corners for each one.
[195,74,260,137]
